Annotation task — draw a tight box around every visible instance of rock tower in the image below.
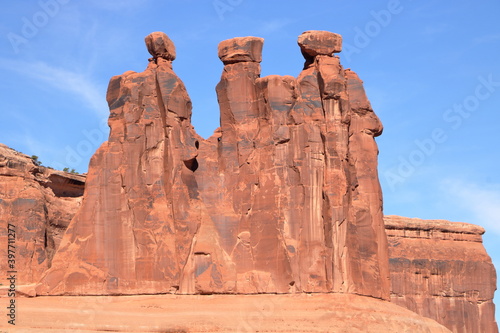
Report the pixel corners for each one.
[35,31,389,301]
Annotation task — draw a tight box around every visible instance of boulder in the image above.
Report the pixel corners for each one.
[298,30,342,57]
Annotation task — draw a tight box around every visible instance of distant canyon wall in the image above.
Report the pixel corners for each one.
[0,144,84,291]
[386,215,497,333]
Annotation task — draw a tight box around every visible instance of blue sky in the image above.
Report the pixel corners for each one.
[1,0,499,318]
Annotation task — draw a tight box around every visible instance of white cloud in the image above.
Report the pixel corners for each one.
[0,58,107,117]
[475,33,500,45]
[257,18,295,35]
[422,23,451,35]
[441,179,500,235]
[87,0,150,11]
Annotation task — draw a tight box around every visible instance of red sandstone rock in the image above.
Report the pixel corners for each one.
[218,36,264,64]
[298,30,342,57]
[35,31,390,298]
[145,31,176,61]
[29,31,497,333]
[0,144,84,288]
[385,215,498,333]
[37,31,202,295]
[0,29,497,332]
[14,293,451,332]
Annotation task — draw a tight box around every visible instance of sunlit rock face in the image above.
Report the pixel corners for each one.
[4,29,496,333]
[0,144,84,290]
[385,215,498,333]
[37,30,389,300]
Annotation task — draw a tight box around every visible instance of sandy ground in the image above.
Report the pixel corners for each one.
[1,293,450,333]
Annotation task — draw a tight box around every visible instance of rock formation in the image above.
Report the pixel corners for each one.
[36,30,390,298]
[198,31,390,296]
[0,144,84,290]
[36,32,203,295]
[3,29,491,332]
[385,215,498,333]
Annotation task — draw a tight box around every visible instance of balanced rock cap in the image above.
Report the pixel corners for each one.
[145,32,176,61]
[218,36,264,64]
[298,30,342,57]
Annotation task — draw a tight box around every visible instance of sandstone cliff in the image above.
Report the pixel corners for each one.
[0,144,84,290]
[36,31,390,299]
[386,215,498,333]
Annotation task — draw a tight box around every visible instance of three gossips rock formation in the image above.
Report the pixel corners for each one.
[0,30,494,332]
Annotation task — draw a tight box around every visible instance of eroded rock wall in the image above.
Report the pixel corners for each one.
[385,215,498,333]
[0,144,84,289]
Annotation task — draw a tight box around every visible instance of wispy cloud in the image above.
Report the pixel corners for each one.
[422,23,451,35]
[257,18,295,35]
[0,58,107,117]
[475,33,500,45]
[87,0,150,11]
[441,179,500,235]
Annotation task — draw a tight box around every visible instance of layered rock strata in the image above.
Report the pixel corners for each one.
[385,215,498,333]
[0,144,84,287]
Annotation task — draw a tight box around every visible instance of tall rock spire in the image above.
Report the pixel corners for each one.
[37,32,202,295]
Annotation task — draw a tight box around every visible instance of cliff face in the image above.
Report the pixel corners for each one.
[36,30,390,299]
[0,144,84,289]
[385,215,498,333]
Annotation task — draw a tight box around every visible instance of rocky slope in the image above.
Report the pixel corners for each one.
[0,144,84,290]
[15,293,451,332]
[386,215,498,333]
